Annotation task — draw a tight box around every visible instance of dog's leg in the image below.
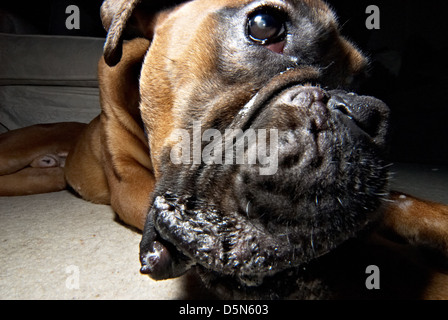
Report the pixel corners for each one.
[0,123,86,196]
[92,38,156,230]
[104,152,156,230]
[382,191,448,256]
[65,116,111,205]
[65,111,155,230]
[0,167,66,196]
[99,101,156,230]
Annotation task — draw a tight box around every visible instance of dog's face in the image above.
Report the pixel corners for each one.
[102,0,390,298]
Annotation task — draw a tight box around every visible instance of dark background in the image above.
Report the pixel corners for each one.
[327,0,448,166]
[1,0,447,165]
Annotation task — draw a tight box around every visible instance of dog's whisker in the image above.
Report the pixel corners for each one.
[320,61,335,72]
[373,192,389,197]
[310,227,316,255]
[336,196,344,208]
[245,200,252,218]
[381,163,394,169]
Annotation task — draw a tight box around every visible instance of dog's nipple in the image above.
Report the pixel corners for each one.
[30,154,60,168]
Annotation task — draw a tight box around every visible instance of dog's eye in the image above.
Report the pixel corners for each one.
[247,8,286,44]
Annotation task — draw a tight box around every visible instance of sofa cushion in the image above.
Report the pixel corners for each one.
[0,33,104,87]
[0,85,100,132]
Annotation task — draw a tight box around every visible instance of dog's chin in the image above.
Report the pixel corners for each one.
[140,85,390,295]
[195,259,331,299]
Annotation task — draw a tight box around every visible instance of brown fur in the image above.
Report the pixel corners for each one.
[66,38,155,229]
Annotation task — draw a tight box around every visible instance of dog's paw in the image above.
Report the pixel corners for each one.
[382,191,448,256]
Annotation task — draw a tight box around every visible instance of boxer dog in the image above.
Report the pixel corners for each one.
[0,0,447,299]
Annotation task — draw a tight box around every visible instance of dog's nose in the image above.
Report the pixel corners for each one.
[286,86,328,107]
[327,90,390,142]
[281,86,330,132]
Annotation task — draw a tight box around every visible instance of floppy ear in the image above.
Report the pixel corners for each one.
[101,0,143,66]
[101,0,183,66]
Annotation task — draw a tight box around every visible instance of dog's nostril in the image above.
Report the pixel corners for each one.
[328,92,388,139]
[327,95,352,117]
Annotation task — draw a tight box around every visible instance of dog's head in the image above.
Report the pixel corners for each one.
[102,0,390,298]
